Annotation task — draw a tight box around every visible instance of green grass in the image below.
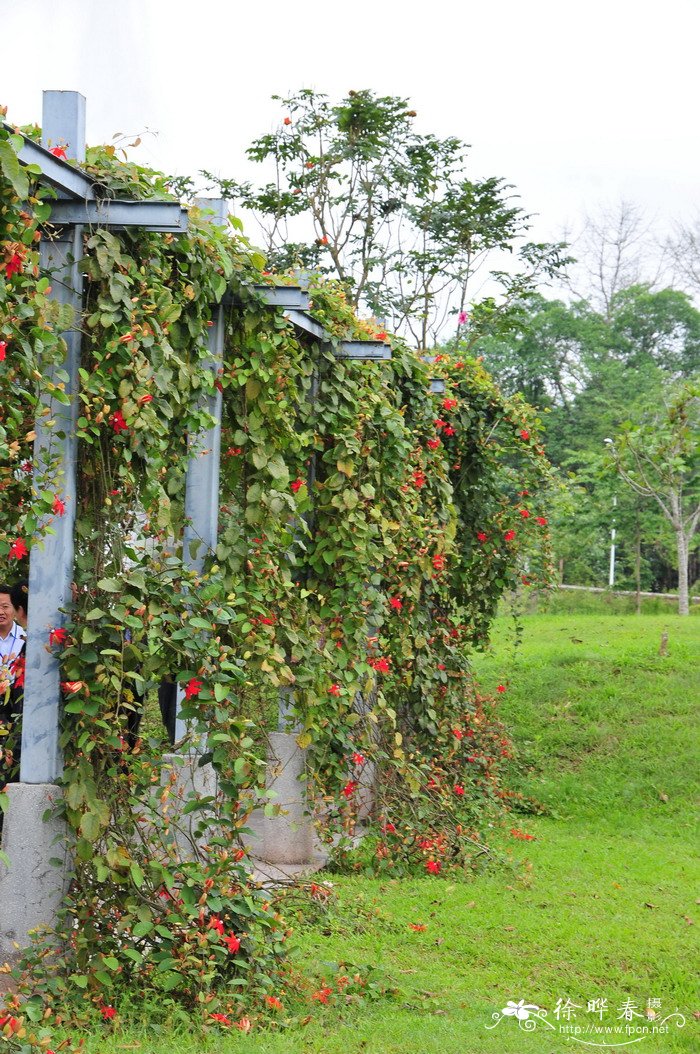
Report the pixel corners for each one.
[82,610,700,1053]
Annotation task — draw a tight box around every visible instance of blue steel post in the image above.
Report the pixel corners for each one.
[20,92,86,784]
[174,199,227,743]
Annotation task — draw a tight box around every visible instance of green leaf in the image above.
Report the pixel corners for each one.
[97,577,122,593]
[0,139,29,198]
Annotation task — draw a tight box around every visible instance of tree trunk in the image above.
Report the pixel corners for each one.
[676,530,690,616]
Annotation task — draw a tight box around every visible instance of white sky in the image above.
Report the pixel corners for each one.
[2,0,699,254]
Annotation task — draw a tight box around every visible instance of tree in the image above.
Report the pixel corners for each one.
[606,381,700,615]
[204,88,568,347]
[563,201,663,320]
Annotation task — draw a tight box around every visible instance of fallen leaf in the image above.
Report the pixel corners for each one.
[612,882,622,889]
[659,792,669,803]
[644,903,657,909]
[682,916,694,925]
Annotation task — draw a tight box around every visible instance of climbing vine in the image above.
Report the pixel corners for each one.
[0,118,555,1043]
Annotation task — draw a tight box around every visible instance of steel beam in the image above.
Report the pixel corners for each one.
[283,309,391,360]
[252,285,310,310]
[15,134,94,200]
[47,199,188,231]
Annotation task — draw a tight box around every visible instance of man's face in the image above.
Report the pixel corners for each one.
[0,594,14,635]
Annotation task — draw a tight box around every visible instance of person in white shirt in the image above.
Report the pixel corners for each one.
[0,583,26,778]
[0,584,25,682]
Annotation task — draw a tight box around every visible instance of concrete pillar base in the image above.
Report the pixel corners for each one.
[161,753,218,861]
[0,783,70,958]
[262,732,314,865]
[356,759,377,822]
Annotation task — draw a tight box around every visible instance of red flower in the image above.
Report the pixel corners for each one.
[382,820,396,833]
[510,828,535,841]
[290,478,305,493]
[49,627,68,647]
[496,684,506,693]
[226,447,242,457]
[341,780,357,799]
[209,915,225,935]
[432,554,445,571]
[412,470,426,488]
[5,253,23,278]
[504,529,516,542]
[8,538,28,560]
[223,933,241,953]
[442,397,458,411]
[352,752,365,766]
[328,683,341,696]
[426,777,437,789]
[0,1015,20,1033]
[433,418,447,429]
[454,784,465,796]
[453,728,463,740]
[137,393,153,406]
[260,615,276,625]
[50,145,68,159]
[519,508,530,519]
[425,860,441,875]
[519,489,530,497]
[426,438,440,450]
[409,922,427,931]
[477,531,488,542]
[519,429,530,441]
[389,596,402,610]
[265,995,283,1011]
[185,677,203,699]
[369,657,390,673]
[376,331,387,341]
[418,838,434,850]
[283,117,292,126]
[100,1005,116,1020]
[52,495,66,516]
[536,516,548,526]
[312,986,333,1003]
[61,680,83,694]
[0,341,7,361]
[210,1012,232,1026]
[110,410,129,434]
[443,425,455,437]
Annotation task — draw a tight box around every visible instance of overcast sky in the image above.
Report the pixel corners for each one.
[2,0,699,257]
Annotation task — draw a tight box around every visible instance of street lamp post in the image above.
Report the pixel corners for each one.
[604,439,617,588]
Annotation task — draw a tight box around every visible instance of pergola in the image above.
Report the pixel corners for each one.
[0,91,391,954]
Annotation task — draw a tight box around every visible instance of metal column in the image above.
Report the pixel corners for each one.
[20,91,86,784]
[174,198,227,743]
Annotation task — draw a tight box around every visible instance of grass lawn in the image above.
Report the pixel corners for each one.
[82,610,700,1053]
